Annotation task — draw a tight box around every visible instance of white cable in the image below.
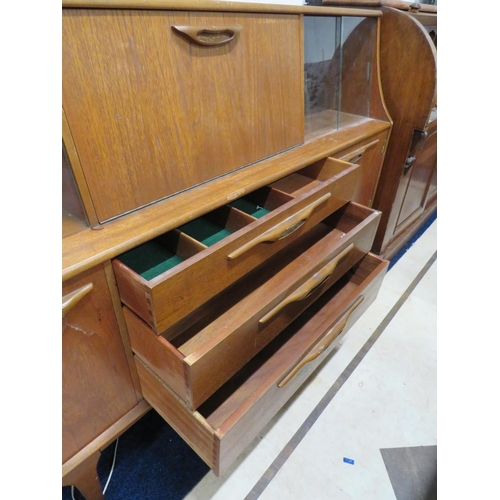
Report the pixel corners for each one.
[68,438,119,499]
[102,437,120,494]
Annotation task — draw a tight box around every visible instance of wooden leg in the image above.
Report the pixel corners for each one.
[62,450,104,500]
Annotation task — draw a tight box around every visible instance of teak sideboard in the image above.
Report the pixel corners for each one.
[62,1,394,498]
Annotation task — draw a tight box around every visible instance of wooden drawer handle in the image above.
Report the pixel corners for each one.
[339,139,379,163]
[172,25,243,46]
[62,283,93,318]
[259,243,354,325]
[278,295,364,388]
[227,193,331,261]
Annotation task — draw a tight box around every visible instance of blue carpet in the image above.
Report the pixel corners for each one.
[388,210,437,271]
[63,212,436,499]
[62,409,209,500]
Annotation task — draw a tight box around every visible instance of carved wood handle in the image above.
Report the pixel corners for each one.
[277,295,364,388]
[339,139,379,163]
[259,243,354,325]
[172,25,243,46]
[227,193,331,261]
[62,283,93,318]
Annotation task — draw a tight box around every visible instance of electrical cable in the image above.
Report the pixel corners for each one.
[103,437,120,494]
[68,437,119,499]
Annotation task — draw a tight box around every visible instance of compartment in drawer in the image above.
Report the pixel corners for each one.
[228,186,294,219]
[135,253,388,476]
[124,202,381,410]
[113,158,361,334]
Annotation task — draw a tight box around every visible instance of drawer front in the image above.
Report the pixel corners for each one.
[114,158,360,334]
[63,9,303,222]
[135,253,388,475]
[125,202,381,410]
[334,129,389,208]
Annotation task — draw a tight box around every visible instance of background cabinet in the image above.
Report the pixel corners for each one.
[371,3,437,257]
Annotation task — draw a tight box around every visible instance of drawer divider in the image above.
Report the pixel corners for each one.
[227,193,331,260]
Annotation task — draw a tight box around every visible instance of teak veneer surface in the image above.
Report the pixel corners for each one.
[63,9,304,222]
[62,264,140,463]
[322,0,436,12]
[371,6,436,253]
[62,121,390,281]
[63,0,381,17]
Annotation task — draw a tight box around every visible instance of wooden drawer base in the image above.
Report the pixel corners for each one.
[135,253,388,476]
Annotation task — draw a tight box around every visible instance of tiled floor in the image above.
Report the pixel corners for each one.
[183,220,437,500]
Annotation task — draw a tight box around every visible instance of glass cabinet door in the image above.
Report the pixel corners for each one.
[304,16,342,136]
[304,16,377,139]
[62,144,89,237]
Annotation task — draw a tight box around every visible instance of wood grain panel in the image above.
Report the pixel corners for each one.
[63,9,303,222]
[63,1,382,17]
[62,264,140,463]
[372,7,436,253]
[334,129,389,207]
[394,126,437,232]
[135,358,216,468]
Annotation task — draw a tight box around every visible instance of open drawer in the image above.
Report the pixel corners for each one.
[113,157,360,335]
[135,253,389,476]
[124,202,381,410]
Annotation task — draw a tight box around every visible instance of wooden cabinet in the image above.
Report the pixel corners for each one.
[321,0,437,258]
[372,3,437,257]
[62,1,392,496]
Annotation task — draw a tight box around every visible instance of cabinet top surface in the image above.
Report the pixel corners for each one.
[62,0,382,16]
[322,0,436,14]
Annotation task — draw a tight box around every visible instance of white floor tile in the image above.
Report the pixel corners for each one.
[258,261,437,500]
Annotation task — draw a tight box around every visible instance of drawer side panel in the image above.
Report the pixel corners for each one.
[135,358,217,469]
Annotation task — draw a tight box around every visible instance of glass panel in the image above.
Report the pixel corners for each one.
[304,16,377,138]
[303,16,342,139]
[339,17,376,128]
[62,144,89,237]
[425,26,437,47]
